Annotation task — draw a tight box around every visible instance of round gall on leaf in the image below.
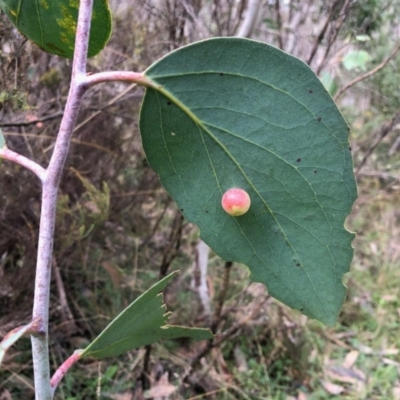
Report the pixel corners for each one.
[221,188,251,216]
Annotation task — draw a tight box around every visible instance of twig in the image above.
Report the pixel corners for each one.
[179,298,268,397]
[159,212,184,277]
[274,0,284,49]
[140,197,171,247]
[2,132,116,155]
[214,296,268,346]
[0,85,139,129]
[356,108,400,175]
[231,0,247,38]
[307,0,341,66]
[52,258,77,336]
[236,0,261,38]
[181,295,268,385]
[141,345,152,390]
[0,112,64,127]
[389,133,400,155]
[192,240,212,316]
[316,0,352,75]
[334,41,400,101]
[73,83,137,133]
[30,1,94,398]
[210,262,233,334]
[0,147,46,182]
[358,170,400,181]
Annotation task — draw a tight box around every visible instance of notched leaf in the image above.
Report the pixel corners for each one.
[139,38,357,325]
[81,272,212,359]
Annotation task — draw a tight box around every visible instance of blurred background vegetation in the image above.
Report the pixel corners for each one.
[1,0,400,399]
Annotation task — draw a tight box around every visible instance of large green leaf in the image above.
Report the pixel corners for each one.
[0,0,111,58]
[81,272,212,359]
[139,38,357,325]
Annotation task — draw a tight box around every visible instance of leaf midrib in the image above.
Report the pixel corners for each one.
[147,70,344,147]
[147,80,331,315]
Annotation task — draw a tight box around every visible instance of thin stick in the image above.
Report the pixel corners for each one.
[0,112,64,127]
[53,258,77,335]
[181,295,268,385]
[316,0,352,75]
[306,0,340,66]
[0,147,46,182]
[355,108,400,175]
[30,1,94,398]
[236,0,262,38]
[334,41,400,101]
[274,0,284,49]
[210,262,233,334]
[73,82,137,133]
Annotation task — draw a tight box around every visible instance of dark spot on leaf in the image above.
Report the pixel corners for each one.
[167,101,171,105]
[317,117,322,122]
[205,210,209,213]
[314,170,317,174]
[296,263,301,267]
[220,73,224,76]
[296,158,301,163]
[300,308,304,312]
[308,89,313,94]
[349,147,352,151]
[180,208,184,212]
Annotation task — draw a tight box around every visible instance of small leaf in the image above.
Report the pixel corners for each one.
[81,272,212,359]
[355,35,371,42]
[0,322,35,367]
[0,0,111,58]
[320,71,338,96]
[342,50,371,71]
[139,38,357,325]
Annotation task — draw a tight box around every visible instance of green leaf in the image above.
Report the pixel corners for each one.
[139,38,357,325]
[342,50,371,71]
[355,35,371,42]
[0,0,111,58]
[320,71,338,97]
[81,272,212,359]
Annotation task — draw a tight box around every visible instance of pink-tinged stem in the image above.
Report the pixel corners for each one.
[0,319,40,368]
[84,71,154,88]
[50,351,83,395]
[0,148,46,183]
[30,1,94,399]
